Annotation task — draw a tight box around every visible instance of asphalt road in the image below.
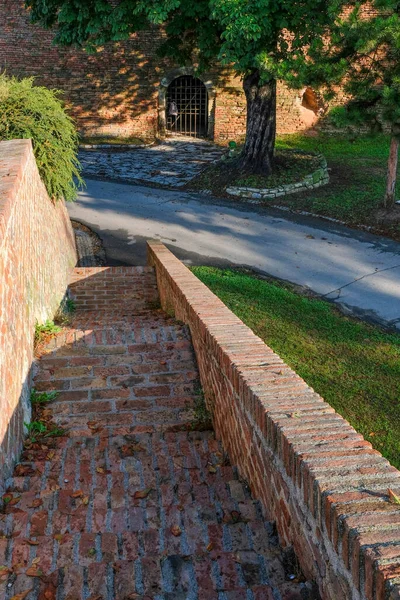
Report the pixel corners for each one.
[68,177,400,330]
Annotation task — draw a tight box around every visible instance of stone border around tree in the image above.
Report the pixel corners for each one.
[226,151,329,201]
[79,141,155,150]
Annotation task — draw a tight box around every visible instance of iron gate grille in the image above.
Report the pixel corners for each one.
[166,75,208,138]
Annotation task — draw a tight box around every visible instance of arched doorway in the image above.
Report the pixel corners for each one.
[166,75,208,138]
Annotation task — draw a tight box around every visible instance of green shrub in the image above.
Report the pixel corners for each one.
[0,74,82,201]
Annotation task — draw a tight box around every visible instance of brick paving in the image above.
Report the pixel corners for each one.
[0,267,313,600]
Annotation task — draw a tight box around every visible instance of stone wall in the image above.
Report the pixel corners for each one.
[0,0,311,142]
[0,139,77,494]
[148,241,400,600]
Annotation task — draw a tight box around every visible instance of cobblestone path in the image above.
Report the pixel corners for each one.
[79,138,224,187]
[1,267,312,600]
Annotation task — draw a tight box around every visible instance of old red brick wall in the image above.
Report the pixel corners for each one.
[0,1,309,142]
[148,241,400,600]
[0,139,77,494]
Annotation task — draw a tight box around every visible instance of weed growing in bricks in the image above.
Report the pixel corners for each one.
[24,420,66,443]
[54,296,77,327]
[0,74,83,201]
[34,319,62,347]
[24,421,47,442]
[66,298,76,313]
[30,389,58,405]
[191,385,213,431]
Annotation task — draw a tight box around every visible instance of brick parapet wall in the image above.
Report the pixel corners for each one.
[147,241,400,600]
[0,139,77,494]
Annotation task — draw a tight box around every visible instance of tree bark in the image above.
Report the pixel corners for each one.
[384,134,399,208]
[236,70,277,175]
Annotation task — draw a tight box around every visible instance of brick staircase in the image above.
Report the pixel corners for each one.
[0,267,312,600]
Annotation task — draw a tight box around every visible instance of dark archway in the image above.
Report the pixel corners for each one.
[166,75,208,138]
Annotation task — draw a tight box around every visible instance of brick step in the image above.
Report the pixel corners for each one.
[1,268,315,599]
[0,554,286,600]
[5,430,227,493]
[69,266,159,312]
[1,428,301,599]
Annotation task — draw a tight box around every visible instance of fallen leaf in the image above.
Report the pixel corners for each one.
[121,443,145,457]
[25,539,40,546]
[96,467,105,474]
[15,465,35,477]
[0,565,10,578]
[2,494,12,504]
[206,542,214,552]
[43,585,57,600]
[8,496,21,506]
[12,530,22,538]
[46,451,56,460]
[70,490,83,499]
[53,533,64,542]
[10,591,32,600]
[171,525,182,537]
[208,466,217,474]
[31,557,41,565]
[82,497,90,506]
[28,499,43,509]
[87,548,96,557]
[133,489,152,500]
[388,489,400,505]
[231,511,241,523]
[26,566,43,577]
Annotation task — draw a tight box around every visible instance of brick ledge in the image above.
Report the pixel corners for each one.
[0,139,32,243]
[147,240,400,600]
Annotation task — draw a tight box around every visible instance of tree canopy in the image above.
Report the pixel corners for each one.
[26,0,340,76]
[290,0,400,205]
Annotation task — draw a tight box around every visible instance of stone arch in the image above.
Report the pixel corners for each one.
[158,67,216,139]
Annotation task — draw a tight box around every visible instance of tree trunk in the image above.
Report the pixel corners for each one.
[384,135,399,208]
[236,70,277,175]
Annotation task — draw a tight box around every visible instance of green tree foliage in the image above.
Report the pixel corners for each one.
[0,74,82,201]
[25,0,345,175]
[291,1,400,207]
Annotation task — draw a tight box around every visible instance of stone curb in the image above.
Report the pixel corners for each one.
[226,151,329,201]
[79,141,156,150]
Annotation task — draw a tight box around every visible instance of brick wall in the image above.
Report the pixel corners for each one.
[148,241,400,600]
[0,0,309,142]
[0,139,77,495]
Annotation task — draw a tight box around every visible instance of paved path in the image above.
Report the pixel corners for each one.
[1,266,310,600]
[79,138,224,188]
[68,179,400,330]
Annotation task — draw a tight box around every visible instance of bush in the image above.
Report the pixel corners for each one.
[0,74,82,201]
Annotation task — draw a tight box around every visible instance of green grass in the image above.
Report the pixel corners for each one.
[235,150,320,188]
[189,133,399,237]
[274,133,390,224]
[191,266,400,469]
